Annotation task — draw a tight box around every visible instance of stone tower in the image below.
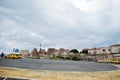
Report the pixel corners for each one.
[31,48,40,59]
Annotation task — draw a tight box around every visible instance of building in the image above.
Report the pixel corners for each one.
[47,48,57,57]
[39,48,46,56]
[88,47,112,61]
[58,48,70,57]
[31,48,40,59]
[88,47,111,55]
[46,48,71,58]
[20,50,30,58]
[88,48,101,55]
[110,44,120,60]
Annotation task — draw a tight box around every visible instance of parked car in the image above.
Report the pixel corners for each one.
[5,54,22,59]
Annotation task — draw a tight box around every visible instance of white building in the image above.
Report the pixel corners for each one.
[110,44,120,60]
[88,48,101,55]
[88,47,111,55]
[88,44,120,60]
[20,50,30,58]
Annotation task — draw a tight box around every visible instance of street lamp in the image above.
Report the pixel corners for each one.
[94,48,97,62]
[39,43,42,59]
[40,43,41,49]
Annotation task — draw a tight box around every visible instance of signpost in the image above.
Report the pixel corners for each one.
[13,48,19,53]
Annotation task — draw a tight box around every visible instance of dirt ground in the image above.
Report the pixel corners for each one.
[0,64,120,80]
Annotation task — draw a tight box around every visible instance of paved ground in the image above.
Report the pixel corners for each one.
[0,58,118,72]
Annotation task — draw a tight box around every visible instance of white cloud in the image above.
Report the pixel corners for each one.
[72,0,103,14]
[0,0,120,53]
[1,18,16,26]
[0,6,15,14]
[0,30,47,53]
[32,0,76,29]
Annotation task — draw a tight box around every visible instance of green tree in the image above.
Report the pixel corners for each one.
[70,49,79,53]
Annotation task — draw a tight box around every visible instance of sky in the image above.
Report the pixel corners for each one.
[0,0,120,53]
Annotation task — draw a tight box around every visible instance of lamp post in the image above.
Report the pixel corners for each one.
[40,43,41,49]
[94,48,96,62]
[39,43,42,59]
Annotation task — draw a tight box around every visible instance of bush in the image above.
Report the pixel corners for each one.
[72,57,80,61]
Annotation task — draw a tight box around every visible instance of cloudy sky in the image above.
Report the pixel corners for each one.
[0,0,120,53]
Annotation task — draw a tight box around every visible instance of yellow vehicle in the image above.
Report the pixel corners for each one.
[5,54,22,59]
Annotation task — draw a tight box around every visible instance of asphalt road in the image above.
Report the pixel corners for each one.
[0,58,118,72]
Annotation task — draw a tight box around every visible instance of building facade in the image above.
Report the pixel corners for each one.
[88,47,111,55]
[31,48,40,59]
[110,44,120,60]
[20,50,30,58]
[88,47,112,61]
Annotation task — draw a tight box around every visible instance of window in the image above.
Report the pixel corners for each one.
[16,54,19,56]
[103,49,105,52]
[118,48,120,53]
